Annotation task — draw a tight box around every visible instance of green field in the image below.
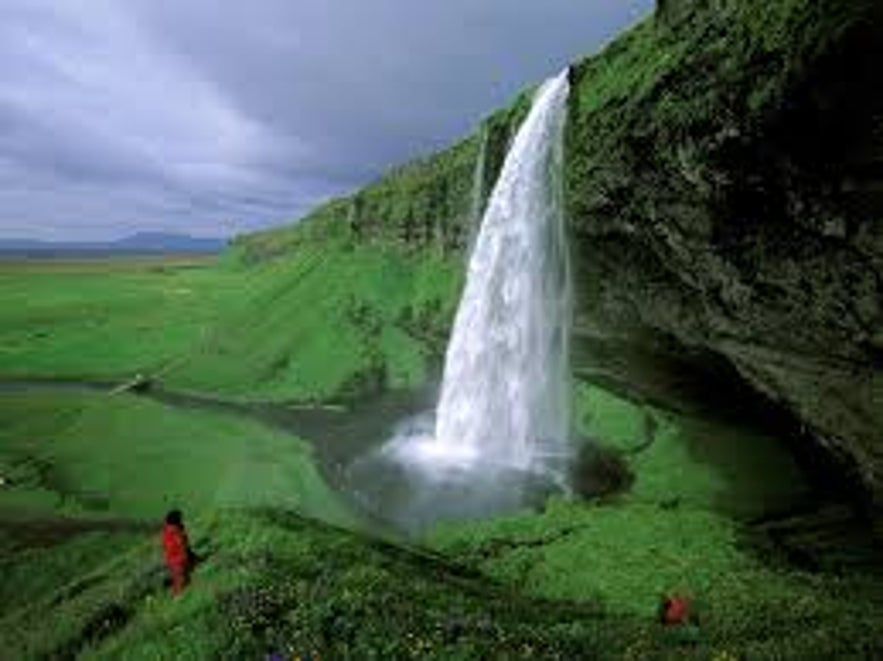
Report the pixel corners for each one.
[1,345,880,657]
[0,390,352,522]
[0,243,461,402]
[0,386,354,642]
[0,256,239,382]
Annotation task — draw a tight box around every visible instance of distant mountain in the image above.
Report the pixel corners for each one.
[108,232,227,253]
[0,232,227,257]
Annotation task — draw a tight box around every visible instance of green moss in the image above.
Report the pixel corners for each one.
[574,381,651,452]
[564,0,879,231]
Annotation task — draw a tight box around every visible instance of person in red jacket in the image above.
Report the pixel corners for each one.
[162,509,193,595]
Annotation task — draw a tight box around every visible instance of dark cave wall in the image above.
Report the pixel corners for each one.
[568,0,883,502]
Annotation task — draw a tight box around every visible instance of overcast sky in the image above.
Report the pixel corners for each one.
[0,1,652,241]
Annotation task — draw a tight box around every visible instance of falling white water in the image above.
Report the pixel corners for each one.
[466,125,488,254]
[389,70,572,478]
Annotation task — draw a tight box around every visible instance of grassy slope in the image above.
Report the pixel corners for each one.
[0,391,350,523]
[428,383,883,657]
[0,243,461,403]
[166,239,461,402]
[0,388,353,642]
[1,508,663,660]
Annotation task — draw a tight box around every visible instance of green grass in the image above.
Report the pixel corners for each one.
[4,504,880,659]
[169,239,462,402]
[0,257,241,382]
[573,381,810,517]
[0,242,462,404]
[0,389,360,656]
[0,509,657,660]
[0,390,351,524]
[0,529,147,619]
[429,498,883,657]
[426,380,883,656]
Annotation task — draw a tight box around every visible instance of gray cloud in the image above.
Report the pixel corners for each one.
[0,0,652,240]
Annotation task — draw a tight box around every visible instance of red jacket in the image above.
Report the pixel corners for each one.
[162,523,190,570]
[661,595,691,625]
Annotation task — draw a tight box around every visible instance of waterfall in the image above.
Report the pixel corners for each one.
[466,125,488,254]
[346,70,573,530]
[433,69,572,473]
[384,70,572,480]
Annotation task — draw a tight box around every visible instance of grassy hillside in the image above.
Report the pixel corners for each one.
[0,507,654,660]
[430,500,883,658]
[6,506,880,659]
[166,239,461,402]
[0,244,461,403]
[0,390,351,523]
[427,381,883,656]
[0,388,359,657]
[2,385,879,659]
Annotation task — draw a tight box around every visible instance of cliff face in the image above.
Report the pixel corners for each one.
[566,0,883,503]
[240,0,883,501]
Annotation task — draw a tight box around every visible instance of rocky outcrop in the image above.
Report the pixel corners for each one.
[567,0,883,503]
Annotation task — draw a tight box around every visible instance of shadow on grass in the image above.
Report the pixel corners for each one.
[0,515,154,551]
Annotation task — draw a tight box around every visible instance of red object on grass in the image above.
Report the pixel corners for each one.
[661,595,691,625]
[162,522,190,595]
